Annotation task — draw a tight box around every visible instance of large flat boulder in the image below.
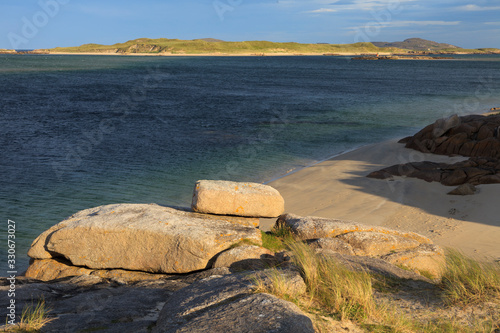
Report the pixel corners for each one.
[278,213,431,244]
[192,180,285,217]
[0,276,188,333]
[27,204,261,274]
[153,273,314,333]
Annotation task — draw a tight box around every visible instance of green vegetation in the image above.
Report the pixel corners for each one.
[2,299,54,332]
[42,37,500,56]
[45,38,401,55]
[440,249,500,306]
[260,218,295,252]
[438,47,500,54]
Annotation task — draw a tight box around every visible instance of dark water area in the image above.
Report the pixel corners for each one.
[1,54,500,271]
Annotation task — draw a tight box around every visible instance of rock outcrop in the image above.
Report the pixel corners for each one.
[367,157,500,186]
[277,213,444,278]
[400,114,500,158]
[192,180,285,217]
[17,177,454,332]
[0,275,190,333]
[368,114,500,187]
[153,273,313,333]
[279,214,431,244]
[27,204,261,276]
[24,258,172,283]
[212,245,274,271]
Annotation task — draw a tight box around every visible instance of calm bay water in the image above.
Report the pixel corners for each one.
[1,54,500,272]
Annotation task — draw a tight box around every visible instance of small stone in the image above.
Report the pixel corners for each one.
[448,183,477,195]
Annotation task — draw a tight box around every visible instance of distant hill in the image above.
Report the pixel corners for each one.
[372,38,461,51]
[37,37,499,56]
[43,38,402,55]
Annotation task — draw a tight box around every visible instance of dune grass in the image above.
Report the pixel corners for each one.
[2,299,54,332]
[440,249,500,306]
[252,234,500,332]
[288,241,375,321]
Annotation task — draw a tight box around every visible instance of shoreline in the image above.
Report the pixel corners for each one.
[20,51,388,57]
[4,51,498,58]
[267,137,500,262]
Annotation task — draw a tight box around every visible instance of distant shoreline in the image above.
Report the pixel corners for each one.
[3,51,497,59]
[3,37,499,57]
[3,51,390,57]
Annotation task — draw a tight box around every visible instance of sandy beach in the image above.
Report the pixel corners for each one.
[267,139,500,261]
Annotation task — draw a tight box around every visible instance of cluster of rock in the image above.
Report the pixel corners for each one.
[368,114,500,191]
[278,214,445,279]
[26,180,285,281]
[352,55,452,60]
[368,157,500,187]
[401,114,500,158]
[16,179,445,332]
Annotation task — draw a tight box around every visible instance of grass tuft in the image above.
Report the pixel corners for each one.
[440,249,500,306]
[287,242,375,321]
[260,220,295,252]
[252,268,303,302]
[2,298,54,332]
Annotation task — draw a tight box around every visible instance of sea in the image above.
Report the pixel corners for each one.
[1,54,500,272]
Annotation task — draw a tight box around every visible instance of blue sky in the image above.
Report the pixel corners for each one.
[1,0,500,50]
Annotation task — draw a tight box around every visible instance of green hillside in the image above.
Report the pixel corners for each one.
[44,38,402,55]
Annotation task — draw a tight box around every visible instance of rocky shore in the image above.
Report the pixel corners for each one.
[352,55,454,60]
[2,179,447,332]
[368,114,500,188]
[3,114,500,332]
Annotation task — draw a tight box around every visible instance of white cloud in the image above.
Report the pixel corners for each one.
[457,4,500,11]
[386,20,461,27]
[346,20,461,32]
[290,0,416,12]
[305,8,337,13]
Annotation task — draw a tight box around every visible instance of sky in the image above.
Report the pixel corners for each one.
[1,0,500,50]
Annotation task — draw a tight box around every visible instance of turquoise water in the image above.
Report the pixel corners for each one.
[1,54,500,272]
